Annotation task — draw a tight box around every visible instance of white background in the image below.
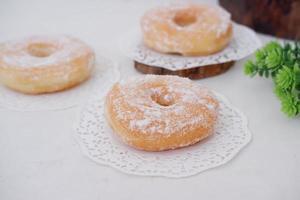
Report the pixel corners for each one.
[0,0,299,199]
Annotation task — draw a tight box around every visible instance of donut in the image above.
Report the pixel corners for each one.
[141,3,233,56]
[0,35,95,94]
[105,75,219,151]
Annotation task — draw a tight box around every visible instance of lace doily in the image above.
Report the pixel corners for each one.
[0,56,120,111]
[119,23,261,70]
[75,91,252,178]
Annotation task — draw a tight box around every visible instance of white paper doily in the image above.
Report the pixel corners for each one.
[75,91,252,178]
[0,56,120,111]
[119,23,261,70]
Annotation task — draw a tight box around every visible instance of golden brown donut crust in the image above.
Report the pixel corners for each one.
[105,75,219,151]
[141,3,233,56]
[0,35,95,94]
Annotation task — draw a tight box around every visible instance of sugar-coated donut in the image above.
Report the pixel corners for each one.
[141,3,233,56]
[105,75,219,151]
[0,35,95,94]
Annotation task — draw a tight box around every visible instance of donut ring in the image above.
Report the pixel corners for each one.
[105,75,219,151]
[0,35,95,94]
[141,3,233,56]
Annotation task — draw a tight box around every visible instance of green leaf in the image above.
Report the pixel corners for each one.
[264,41,282,52]
[274,86,285,100]
[244,60,256,76]
[265,49,282,68]
[271,71,277,78]
[255,49,265,61]
[284,50,296,66]
[283,42,292,51]
[265,70,269,78]
[244,40,300,118]
[294,63,300,90]
[275,66,294,89]
[280,93,299,117]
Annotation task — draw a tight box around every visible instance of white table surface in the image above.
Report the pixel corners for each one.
[0,0,299,199]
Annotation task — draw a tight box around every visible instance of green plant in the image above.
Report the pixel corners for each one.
[244,41,300,117]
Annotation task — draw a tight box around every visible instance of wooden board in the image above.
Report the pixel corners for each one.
[134,61,235,79]
[219,0,300,40]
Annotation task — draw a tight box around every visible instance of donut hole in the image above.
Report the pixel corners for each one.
[151,93,175,107]
[27,43,56,57]
[173,10,197,27]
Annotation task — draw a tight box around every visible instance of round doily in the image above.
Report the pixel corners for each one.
[119,23,261,70]
[0,56,120,111]
[75,91,252,178]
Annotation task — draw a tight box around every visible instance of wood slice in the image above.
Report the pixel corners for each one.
[134,61,235,79]
[219,0,300,40]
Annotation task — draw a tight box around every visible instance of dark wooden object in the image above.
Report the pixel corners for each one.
[134,61,235,79]
[219,0,300,40]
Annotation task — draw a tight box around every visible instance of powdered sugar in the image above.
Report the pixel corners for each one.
[108,75,218,135]
[130,118,151,130]
[141,3,231,54]
[0,35,93,68]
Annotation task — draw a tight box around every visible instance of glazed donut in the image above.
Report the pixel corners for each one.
[0,35,95,94]
[105,75,219,151]
[141,3,233,56]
